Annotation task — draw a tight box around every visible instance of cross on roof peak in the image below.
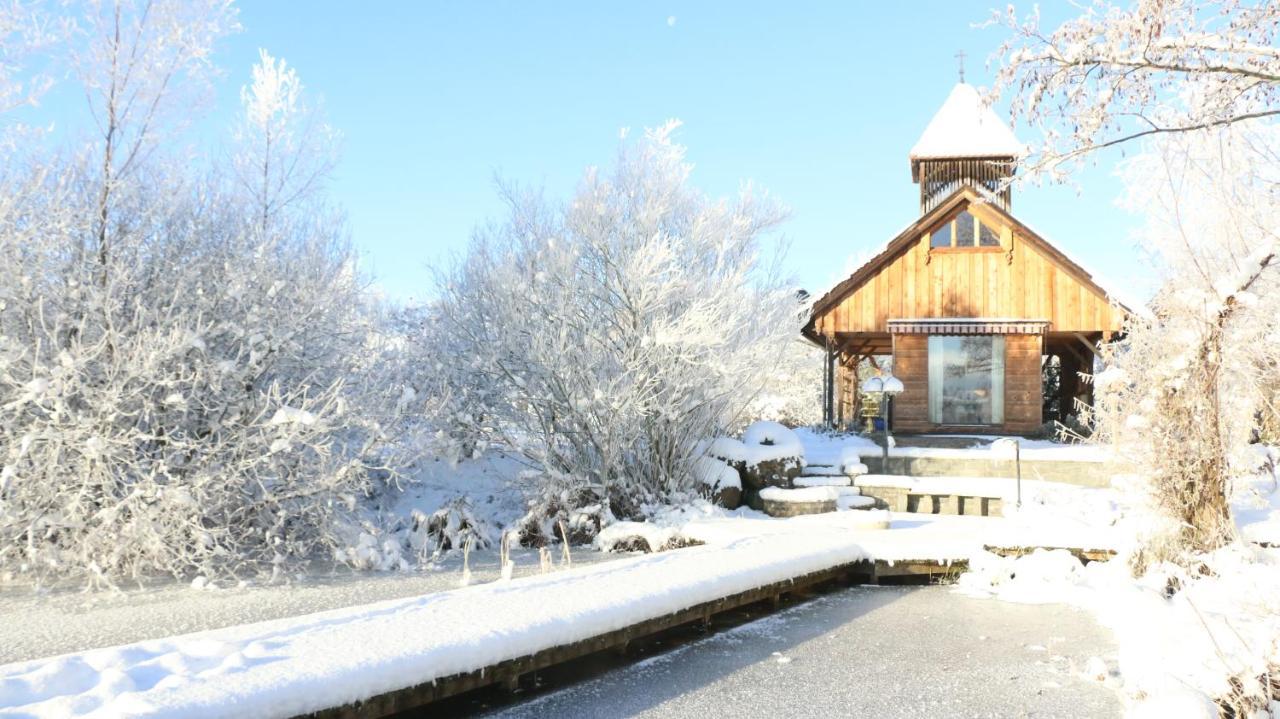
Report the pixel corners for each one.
[955,50,966,83]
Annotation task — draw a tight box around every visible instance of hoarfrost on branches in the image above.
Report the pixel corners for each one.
[995,0,1280,560]
[992,0,1280,179]
[433,120,802,528]
[0,1,429,587]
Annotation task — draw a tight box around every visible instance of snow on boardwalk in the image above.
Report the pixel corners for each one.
[0,511,1099,719]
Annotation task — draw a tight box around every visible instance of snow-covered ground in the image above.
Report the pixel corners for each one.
[3,424,1273,719]
[0,503,1113,719]
[956,450,1280,718]
[958,545,1280,718]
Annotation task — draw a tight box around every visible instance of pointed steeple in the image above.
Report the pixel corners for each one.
[909,83,1026,213]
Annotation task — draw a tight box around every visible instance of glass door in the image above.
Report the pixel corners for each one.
[927,335,1005,425]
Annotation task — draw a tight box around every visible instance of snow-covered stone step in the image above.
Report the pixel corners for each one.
[837,493,875,510]
[800,461,869,478]
[760,487,838,518]
[795,475,854,489]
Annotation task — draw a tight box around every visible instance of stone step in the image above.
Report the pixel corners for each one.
[794,475,855,490]
[800,463,869,478]
[837,493,875,510]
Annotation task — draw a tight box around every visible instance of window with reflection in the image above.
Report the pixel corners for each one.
[928,211,1002,249]
[955,211,976,247]
[979,222,1000,247]
[931,225,951,248]
[927,335,1005,425]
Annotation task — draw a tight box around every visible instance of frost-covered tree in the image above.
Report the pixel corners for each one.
[0,2,57,119]
[232,48,339,231]
[992,0,1280,179]
[745,296,823,427]
[434,121,797,532]
[72,0,239,280]
[1096,123,1279,559]
[0,1,423,587]
[995,1,1280,560]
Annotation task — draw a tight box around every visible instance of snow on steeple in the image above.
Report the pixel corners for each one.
[909,83,1026,164]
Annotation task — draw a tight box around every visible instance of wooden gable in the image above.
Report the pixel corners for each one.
[808,187,1125,338]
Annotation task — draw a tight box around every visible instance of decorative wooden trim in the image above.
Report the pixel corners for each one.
[888,318,1051,335]
[928,246,1004,255]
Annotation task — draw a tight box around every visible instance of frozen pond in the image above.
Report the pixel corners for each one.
[0,547,621,664]
[492,585,1120,718]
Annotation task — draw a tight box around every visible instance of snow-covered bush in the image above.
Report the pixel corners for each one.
[745,335,823,427]
[0,4,428,586]
[0,169,403,585]
[407,497,498,559]
[433,121,800,524]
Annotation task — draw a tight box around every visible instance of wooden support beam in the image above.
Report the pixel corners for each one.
[1071,332,1100,359]
[1057,341,1089,369]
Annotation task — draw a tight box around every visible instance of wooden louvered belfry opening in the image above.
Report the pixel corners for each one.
[916,157,1015,215]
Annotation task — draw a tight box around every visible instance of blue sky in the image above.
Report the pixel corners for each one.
[30,2,1154,302]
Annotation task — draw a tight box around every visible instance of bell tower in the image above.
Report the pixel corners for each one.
[908,82,1025,215]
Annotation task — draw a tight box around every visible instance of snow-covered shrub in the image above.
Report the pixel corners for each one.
[511,470,612,546]
[432,121,800,524]
[408,497,498,559]
[0,171,404,585]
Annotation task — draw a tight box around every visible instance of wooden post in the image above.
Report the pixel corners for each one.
[823,338,836,428]
[821,338,830,426]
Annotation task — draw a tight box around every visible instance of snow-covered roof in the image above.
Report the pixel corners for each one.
[909,83,1026,163]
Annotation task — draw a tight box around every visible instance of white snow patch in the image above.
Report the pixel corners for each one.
[758,486,839,503]
[909,83,1027,161]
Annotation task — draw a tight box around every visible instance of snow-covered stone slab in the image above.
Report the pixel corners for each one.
[838,494,876,511]
[855,474,1011,498]
[759,487,839,503]
[794,475,852,488]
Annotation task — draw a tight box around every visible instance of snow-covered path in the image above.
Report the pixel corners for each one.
[494,585,1121,718]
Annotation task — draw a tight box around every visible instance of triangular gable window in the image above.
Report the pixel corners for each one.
[928,209,1003,249]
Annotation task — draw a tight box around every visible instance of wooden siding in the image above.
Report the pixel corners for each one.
[813,200,1122,337]
[892,333,1043,435]
[892,334,929,433]
[1004,334,1043,433]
